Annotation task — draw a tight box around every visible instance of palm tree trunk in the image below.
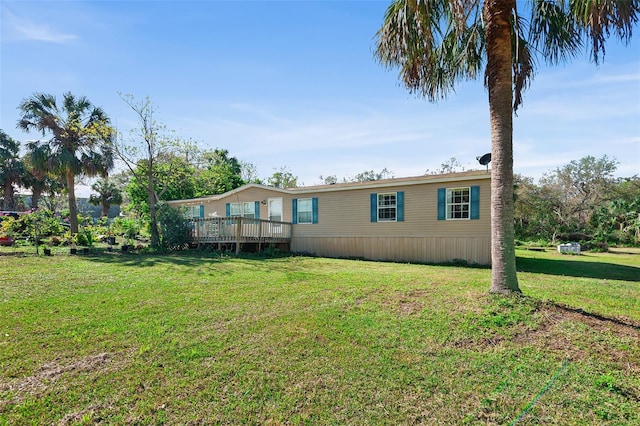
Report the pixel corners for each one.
[3,181,15,210]
[66,170,79,234]
[485,0,520,293]
[31,187,42,210]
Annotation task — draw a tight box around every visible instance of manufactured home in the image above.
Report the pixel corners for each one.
[168,170,491,265]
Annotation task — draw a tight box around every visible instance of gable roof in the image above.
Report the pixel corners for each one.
[167,170,490,204]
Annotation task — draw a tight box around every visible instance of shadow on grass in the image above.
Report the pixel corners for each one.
[543,299,640,331]
[516,256,640,282]
[79,249,296,269]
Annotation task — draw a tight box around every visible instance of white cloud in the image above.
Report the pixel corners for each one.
[1,6,78,44]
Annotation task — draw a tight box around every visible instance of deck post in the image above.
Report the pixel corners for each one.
[235,216,242,255]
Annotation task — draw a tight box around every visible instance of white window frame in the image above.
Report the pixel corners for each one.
[446,187,470,220]
[229,202,256,219]
[185,206,200,219]
[377,192,397,222]
[297,198,313,224]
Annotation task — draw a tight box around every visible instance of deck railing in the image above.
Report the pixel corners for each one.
[188,217,291,248]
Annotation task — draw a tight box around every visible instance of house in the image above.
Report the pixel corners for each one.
[167,170,491,265]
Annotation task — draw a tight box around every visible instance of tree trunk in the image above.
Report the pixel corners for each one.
[31,187,42,209]
[485,0,520,293]
[66,170,79,234]
[3,181,15,210]
[101,201,109,218]
[148,155,160,248]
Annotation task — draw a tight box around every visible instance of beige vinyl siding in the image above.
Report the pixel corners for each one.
[289,178,490,264]
[291,178,490,238]
[291,236,490,264]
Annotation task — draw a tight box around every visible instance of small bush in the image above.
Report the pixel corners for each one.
[75,229,94,247]
[157,204,192,251]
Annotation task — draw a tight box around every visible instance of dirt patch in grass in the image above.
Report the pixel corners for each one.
[376,288,434,316]
[0,353,112,406]
[442,297,640,368]
[511,309,589,360]
[512,302,640,366]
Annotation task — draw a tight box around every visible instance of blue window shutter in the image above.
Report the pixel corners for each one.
[470,186,480,220]
[225,203,230,217]
[292,199,298,224]
[254,201,260,219]
[370,193,378,222]
[397,191,404,222]
[312,197,318,224]
[437,188,446,220]
[199,205,204,219]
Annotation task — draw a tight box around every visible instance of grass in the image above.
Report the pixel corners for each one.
[0,247,638,424]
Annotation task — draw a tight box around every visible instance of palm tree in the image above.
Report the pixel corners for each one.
[89,178,123,217]
[0,130,25,211]
[17,92,115,233]
[375,0,638,293]
[22,140,55,209]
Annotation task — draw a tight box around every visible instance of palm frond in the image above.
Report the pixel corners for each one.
[375,0,483,102]
[570,0,640,63]
[530,0,583,65]
[512,11,536,111]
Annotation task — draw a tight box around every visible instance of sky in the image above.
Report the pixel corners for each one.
[1,1,639,197]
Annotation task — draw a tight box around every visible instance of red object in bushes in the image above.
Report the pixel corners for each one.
[0,236,14,246]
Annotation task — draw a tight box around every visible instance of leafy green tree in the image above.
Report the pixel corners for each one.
[590,178,640,246]
[319,175,339,185]
[240,161,262,184]
[89,178,123,217]
[268,166,298,188]
[17,92,115,233]
[375,0,638,293]
[514,173,569,243]
[195,148,245,195]
[353,168,394,182]
[0,130,25,211]
[126,155,198,215]
[124,145,248,223]
[116,94,178,248]
[540,155,618,228]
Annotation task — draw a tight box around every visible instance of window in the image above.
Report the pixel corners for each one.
[437,186,479,220]
[446,188,470,219]
[185,205,204,219]
[228,202,257,218]
[378,193,397,222]
[370,192,404,222]
[292,198,318,224]
[297,198,313,224]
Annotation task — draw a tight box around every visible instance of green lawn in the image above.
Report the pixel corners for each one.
[0,248,638,425]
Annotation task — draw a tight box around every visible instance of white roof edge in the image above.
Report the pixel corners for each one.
[289,172,490,194]
[166,183,290,205]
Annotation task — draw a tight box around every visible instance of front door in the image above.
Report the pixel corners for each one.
[268,198,282,222]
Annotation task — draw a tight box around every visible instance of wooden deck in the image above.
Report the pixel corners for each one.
[188,217,292,253]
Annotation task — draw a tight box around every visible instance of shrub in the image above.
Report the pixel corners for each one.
[157,204,191,251]
[112,217,140,242]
